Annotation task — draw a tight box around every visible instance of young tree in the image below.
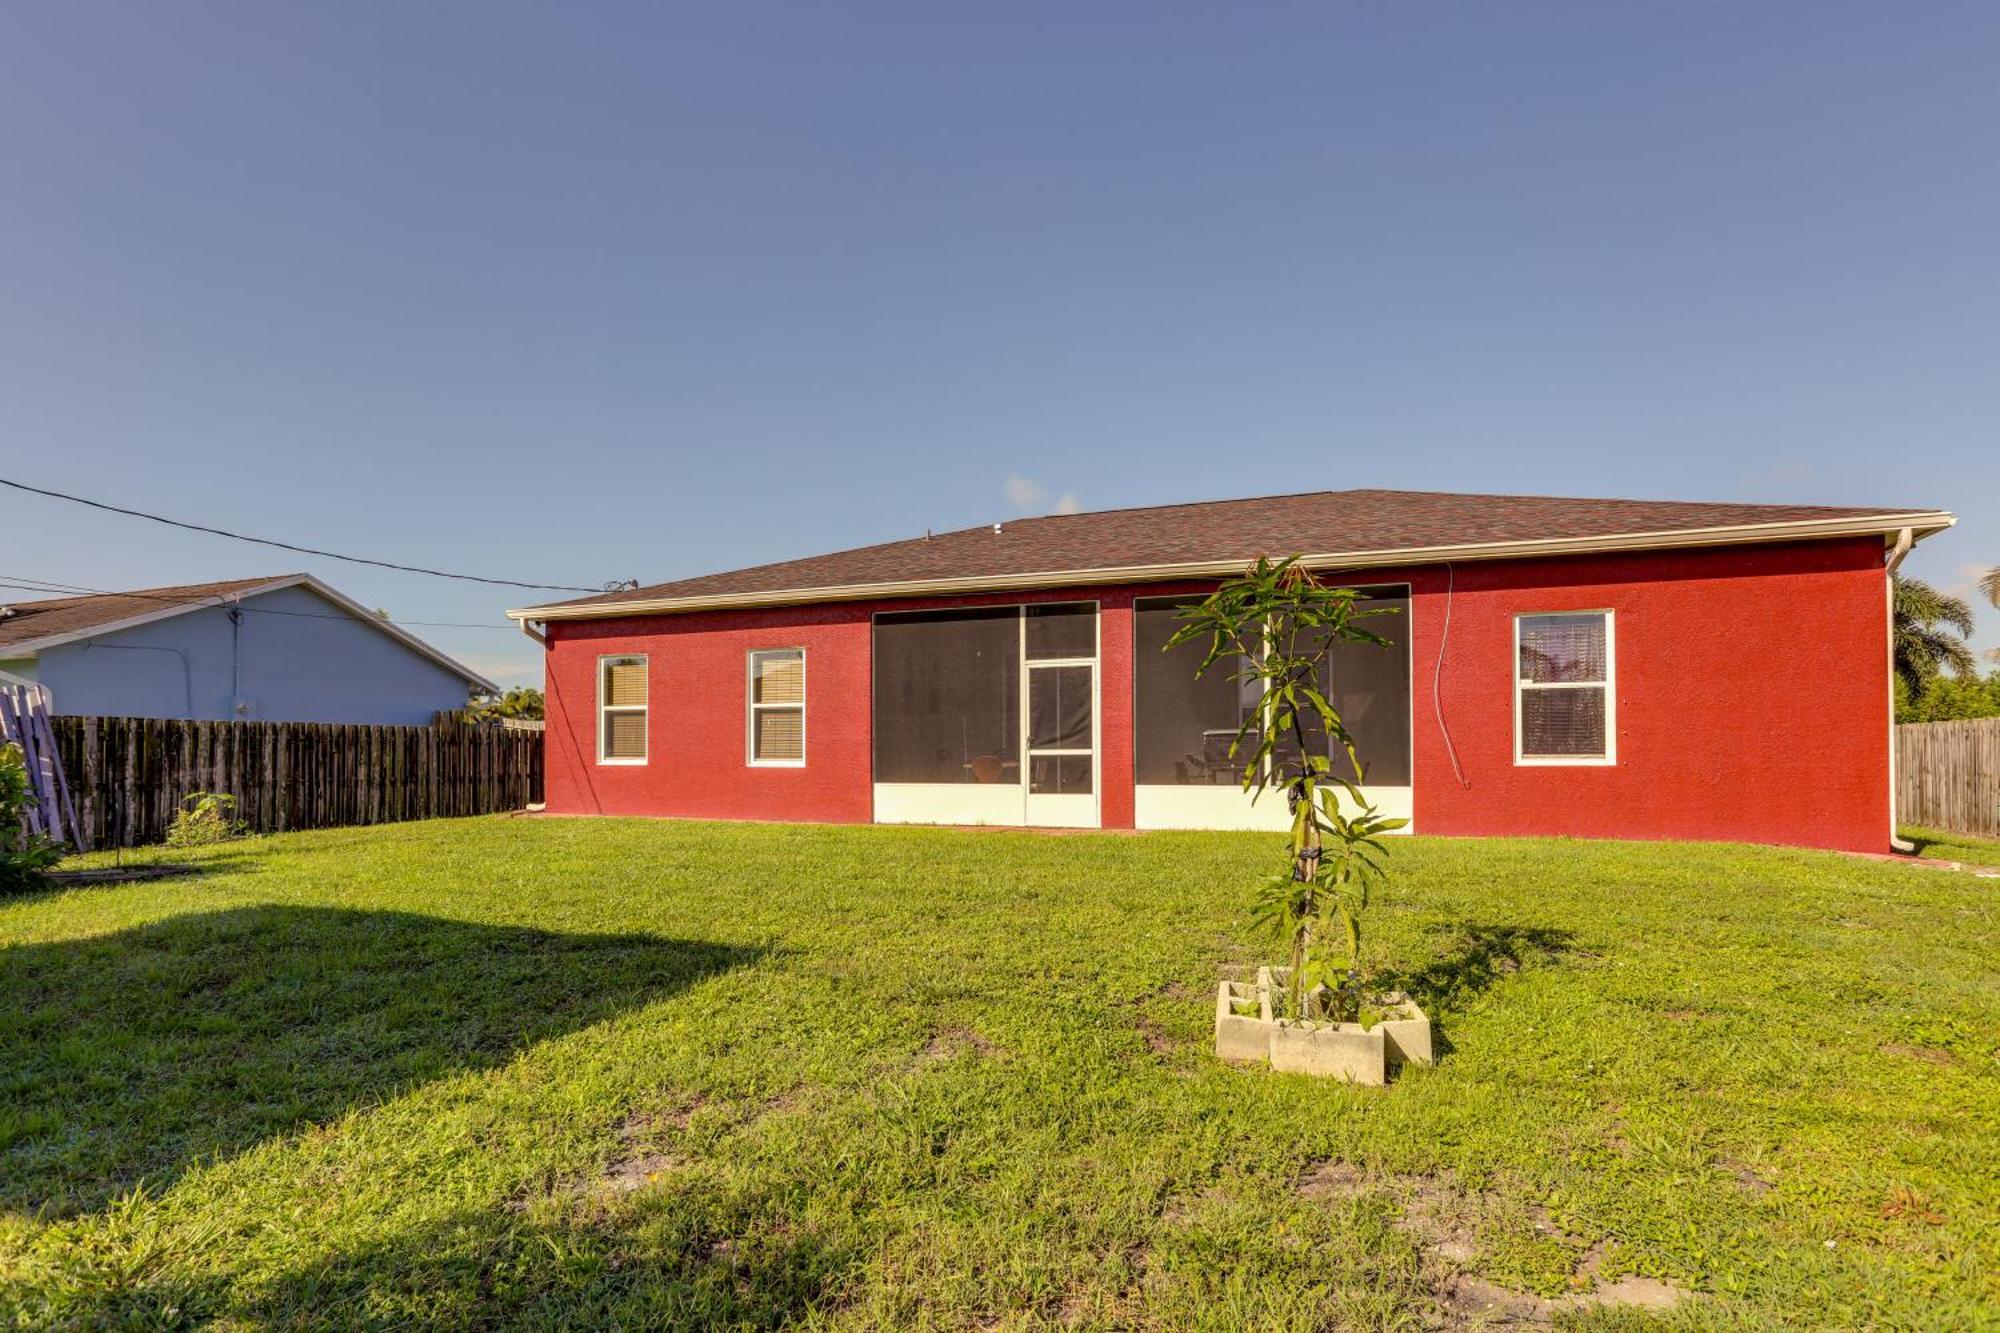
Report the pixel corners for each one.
[1169,557,1405,1023]
[1983,568,1999,663]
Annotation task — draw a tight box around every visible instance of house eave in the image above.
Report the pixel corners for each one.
[1,574,500,694]
[507,510,1957,624]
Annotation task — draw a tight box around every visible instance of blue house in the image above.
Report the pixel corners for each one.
[0,574,495,724]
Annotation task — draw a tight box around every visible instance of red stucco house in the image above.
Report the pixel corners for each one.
[510,489,1953,853]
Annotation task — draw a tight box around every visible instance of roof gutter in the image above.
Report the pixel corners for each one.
[509,510,1956,623]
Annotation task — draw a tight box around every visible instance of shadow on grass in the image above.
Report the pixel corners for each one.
[1899,831,1954,858]
[0,905,758,1216]
[1380,921,1576,1059]
[8,858,248,907]
[1898,829,2000,865]
[30,1182,855,1329]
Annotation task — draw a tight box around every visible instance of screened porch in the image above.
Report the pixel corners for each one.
[868,591,1413,830]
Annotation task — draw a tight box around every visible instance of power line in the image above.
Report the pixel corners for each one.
[0,576,521,632]
[0,476,615,594]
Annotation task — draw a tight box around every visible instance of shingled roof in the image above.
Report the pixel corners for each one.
[0,574,496,690]
[0,576,284,653]
[512,488,1952,622]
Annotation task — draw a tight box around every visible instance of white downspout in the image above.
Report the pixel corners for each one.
[1885,527,1915,853]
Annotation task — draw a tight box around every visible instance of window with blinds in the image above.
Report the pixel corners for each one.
[1515,612,1614,763]
[598,656,648,763]
[748,648,806,765]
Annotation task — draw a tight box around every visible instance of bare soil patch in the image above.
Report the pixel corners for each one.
[1291,1162,1692,1326]
[918,1026,1006,1063]
[1721,1158,1774,1196]
[1881,1042,1956,1067]
[1134,1012,1177,1058]
[1296,1159,1367,1203]
[601,1151,678,1195]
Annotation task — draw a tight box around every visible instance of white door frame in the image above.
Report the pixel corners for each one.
[1022,659,1099,828]
[1019,602,1100,828]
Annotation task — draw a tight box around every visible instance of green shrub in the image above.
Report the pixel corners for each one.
[1,742,64,893]
[1897,671,2000,723]
[165,792,248,848]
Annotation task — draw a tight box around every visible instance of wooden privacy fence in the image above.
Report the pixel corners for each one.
[1897,719,2000,839]
[50,716,544,850]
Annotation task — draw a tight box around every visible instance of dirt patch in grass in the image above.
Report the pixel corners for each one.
[1880,1185,1946,1225]
[514,1097,725,1211]
[918,1026,1006,1064]
[1134,1012,1177,1058]
[1388,1169,1483,1268]
[601,1151,679,1195]
[1296,1159,1367,1203]
[595,1098,705,1194]
[1721,1158,1774,1196]
[1599,1102,1633,1157]
[1160,1181,1233,1227]
[1125,980,1198,1062]
[617,1093,710,1139]
[1880,1042,1956,1067]
[1293,1162,1691,1325]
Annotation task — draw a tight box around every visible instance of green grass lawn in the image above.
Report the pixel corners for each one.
[1901,825,2000,868]
[2,819,1995,1329]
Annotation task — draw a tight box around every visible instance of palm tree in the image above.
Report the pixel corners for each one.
[1981,567,1999,664]
[1892,575,1976,694]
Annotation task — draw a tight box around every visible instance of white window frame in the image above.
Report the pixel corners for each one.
[747,647,807,768]
[1512,611,1616,767]
[597,654,649,765]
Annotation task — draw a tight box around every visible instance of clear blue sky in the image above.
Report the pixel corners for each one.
[3,3,1995,689]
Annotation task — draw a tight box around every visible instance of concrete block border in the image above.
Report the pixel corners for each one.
[1213,967,1433,1085]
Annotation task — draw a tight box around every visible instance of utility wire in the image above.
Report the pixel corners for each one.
[0,477,614,594]
[0,575,520,632]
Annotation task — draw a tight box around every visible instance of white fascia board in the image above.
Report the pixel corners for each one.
[508,510,1957,623]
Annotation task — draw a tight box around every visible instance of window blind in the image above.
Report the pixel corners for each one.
[1515,613,1611,760]
[603,711,647,760]
[748,648,806,764]
[754,709,804,762]
[604,661,649,707]
[754,652,805,704]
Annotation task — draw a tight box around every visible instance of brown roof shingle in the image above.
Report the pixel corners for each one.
[521,488,1947,619]
[0,576,292,653]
